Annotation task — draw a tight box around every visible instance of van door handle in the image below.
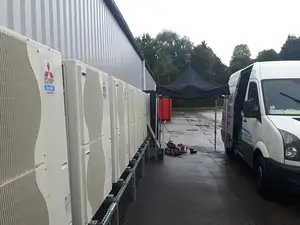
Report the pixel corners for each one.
[243,119,247,123]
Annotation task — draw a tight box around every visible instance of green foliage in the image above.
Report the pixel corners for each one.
[212,57,230,84]
[232,44,251,58]
[135,30,229,88]
[280,35,300,60]
[190,43,214,80]
[229,44,252,73]
[135,33,158,71]
[135,31,300,108]
[153,53,179,84]
[229,56,253,73]
[256,49,279,62]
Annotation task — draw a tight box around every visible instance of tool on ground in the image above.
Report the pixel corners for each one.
[165,141,191,157]
[189,147,197,154]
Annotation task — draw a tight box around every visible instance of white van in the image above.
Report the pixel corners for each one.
[221,61,300,194]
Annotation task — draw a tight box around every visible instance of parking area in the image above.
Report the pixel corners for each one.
[124,110,300,225]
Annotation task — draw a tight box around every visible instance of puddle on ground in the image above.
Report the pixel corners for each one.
[190,146,217,153]
[196,124,211,128]
[186,128,198,131]
[169,131,185,135]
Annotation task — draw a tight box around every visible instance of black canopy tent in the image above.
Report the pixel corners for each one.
[157,66,229,99]
[156,66,230,151]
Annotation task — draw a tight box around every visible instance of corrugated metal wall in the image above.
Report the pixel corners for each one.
[0,0,154,89]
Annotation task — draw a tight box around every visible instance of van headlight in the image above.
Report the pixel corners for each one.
[279,129,300,160]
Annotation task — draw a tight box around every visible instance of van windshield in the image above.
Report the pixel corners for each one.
[262,79,300,115]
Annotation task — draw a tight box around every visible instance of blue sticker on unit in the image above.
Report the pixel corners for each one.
[44,85,55,92]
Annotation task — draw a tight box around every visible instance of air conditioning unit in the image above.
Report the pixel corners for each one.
[122,82,130,163]
[134,87,140,152]
[108,77,119,183]
[62,60,112,225]
[128,85,137,159]
[0,27,71,225]
[145,93,151,133]
[136,89,143,147]
[141,92,149,141]
[142,92,147,141]
[109,77,130,182]
[117,79,130,174]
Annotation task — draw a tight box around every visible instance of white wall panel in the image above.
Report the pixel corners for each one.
[146,69,156,90]
[0,0,155,89]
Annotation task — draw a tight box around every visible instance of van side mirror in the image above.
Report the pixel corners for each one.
[243,99,260,119]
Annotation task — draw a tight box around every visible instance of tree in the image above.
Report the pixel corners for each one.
[174,36,194,70]
[135,31,229,87]
[190,42,215,81]
[212,57,230,84]
[280,35,300,60]
[232,44,251,58]
[155,30,193,70]
[190,42,230,84]
[256,49,279,62]
[135,30,230,107]
[229,44,252,73]
[153,53,179,84]
[135,33,157,69]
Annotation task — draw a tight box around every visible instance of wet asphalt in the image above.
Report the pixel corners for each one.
[124,110,300,225]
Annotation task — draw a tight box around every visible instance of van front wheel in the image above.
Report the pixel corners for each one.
[254,155,270,194]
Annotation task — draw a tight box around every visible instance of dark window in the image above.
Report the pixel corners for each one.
[247,82,259,108]
[262,79,300,115]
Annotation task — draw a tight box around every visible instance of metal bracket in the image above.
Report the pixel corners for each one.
[131,170,137,202]
[87,136,151,225]
[88,202,117,225]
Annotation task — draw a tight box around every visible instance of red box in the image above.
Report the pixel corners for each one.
[158,98,172,121]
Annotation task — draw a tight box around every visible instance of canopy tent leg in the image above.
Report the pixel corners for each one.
[214,98,217,151]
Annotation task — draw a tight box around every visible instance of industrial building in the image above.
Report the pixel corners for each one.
[0,0,156,90]
[0,1,156,224]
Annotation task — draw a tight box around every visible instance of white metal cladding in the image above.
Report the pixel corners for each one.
[0,0,152,89]
[145,69,156,90]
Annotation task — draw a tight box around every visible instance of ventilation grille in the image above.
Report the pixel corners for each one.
[0,31,48,224]
[83,68,106,215]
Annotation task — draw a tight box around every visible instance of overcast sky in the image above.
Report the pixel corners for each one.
[115,0,300,65]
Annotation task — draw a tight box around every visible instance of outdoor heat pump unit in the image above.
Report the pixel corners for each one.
[143,92,150,140]
[0,27,71,225]
[145,93,150,125]
[122,81,130,163]
[128,84,137,159]
[134,89,140,148]
[117,79,130,175]
[62,60,112,225]
[136,89,144,147]
[109,77,130,182]
[137,89,145,149]
[145,93,151,129]
[142,92,148,141]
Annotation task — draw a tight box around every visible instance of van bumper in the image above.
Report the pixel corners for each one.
[266,159,300,194]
